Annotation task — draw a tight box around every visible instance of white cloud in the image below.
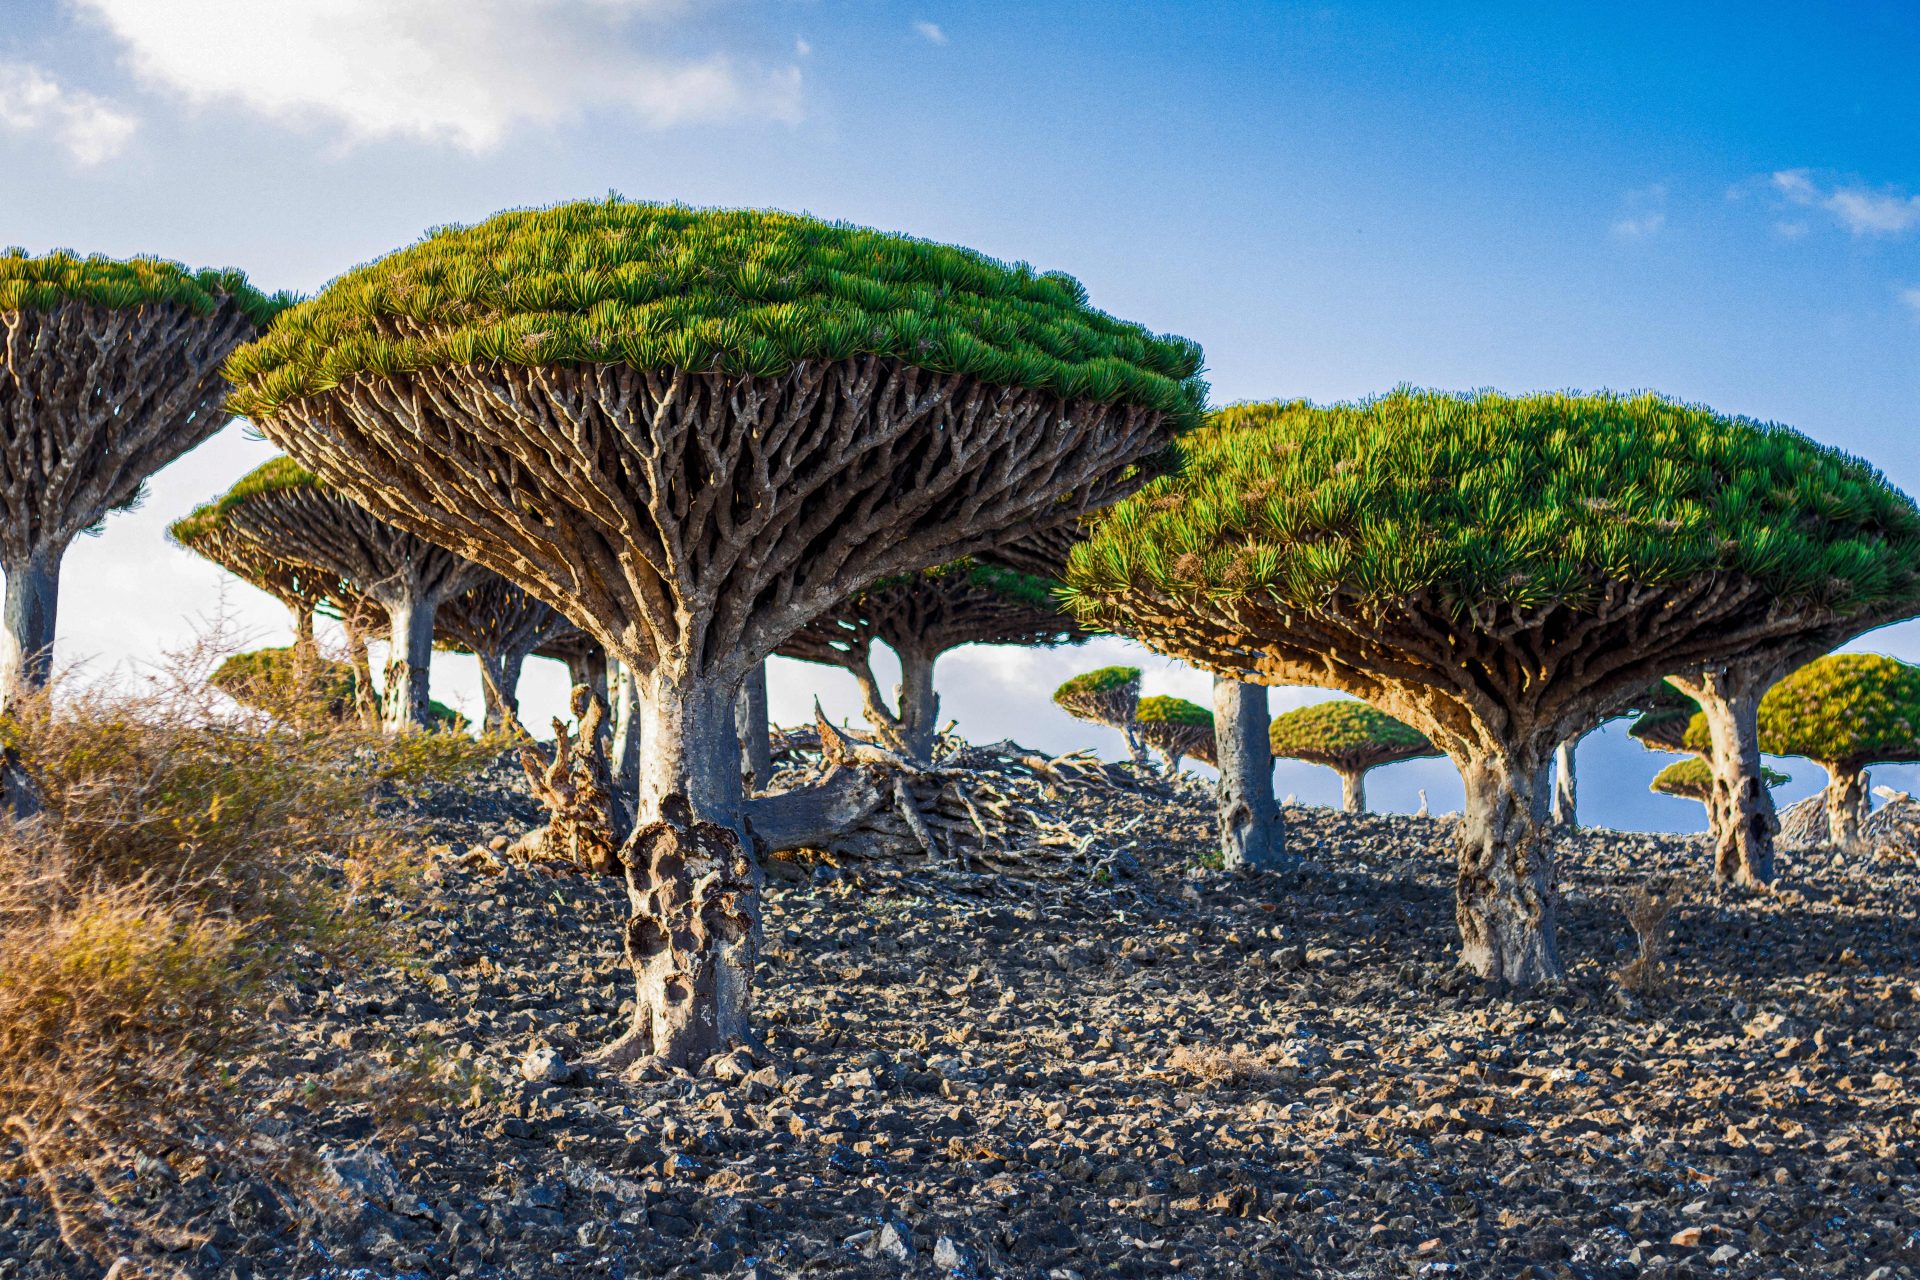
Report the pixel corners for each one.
[1609,183,1667,240]
[913,20,948,45]
[0,60,137,164]
[68,0,802,151]
[1771,168,1920,237]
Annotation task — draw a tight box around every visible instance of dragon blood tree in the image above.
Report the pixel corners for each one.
[0,252,283,719]
[779,559,1085,761]
[1744,653,1920,853]
[436,574,584,734]
[1135,694,1214,771]
[202,458,488,732]
[1652,757,1790,821]
[225,198,1201,1068]
[1067,390,1920,984]
[170,497,342,680]
[1268,700,1439,813]
[1053,666,1148,764]
[1210,674,1286,870]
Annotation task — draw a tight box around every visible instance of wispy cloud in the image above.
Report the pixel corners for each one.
[69,0,803,152]
[1609,183,1667,240]
[1770,168,1920,237]
[0,60,138,164]
[913,20,949,45]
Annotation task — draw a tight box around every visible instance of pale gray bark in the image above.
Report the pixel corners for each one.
[610,659,643,804]
[475,648,525,735]
[1824,764,1870,853]
[0,545,61,710]
[598,672,759,1072]
[1671,668,1777,888]
[735,659,773,789]
[380,590,439,733]
[895,648,940,761]
[1212,675,1285,870]
[1455,749,1563,985]
[1339,769,1366,813]
[1550,736,1579,829]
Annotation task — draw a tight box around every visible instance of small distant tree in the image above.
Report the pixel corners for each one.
[1053,666,1147,764]
[435,575,584,735]
[781,559,1084,761]
[1067,391,1920,983]
[1741,653,1920,853]
[1627,681,1701,755]
[200,459,487,733]
[227,198,1198,1068]
[1135,695,1214,771]
[1268,700,1439,813]
[170,502,340,679]
[1651,756,1790,815]
[210,646,356,720]
[1,252,284,809]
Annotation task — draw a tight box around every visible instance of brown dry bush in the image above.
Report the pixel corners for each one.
[0,637,463,1276]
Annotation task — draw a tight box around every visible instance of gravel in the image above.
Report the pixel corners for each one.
[3,751,1916,1279]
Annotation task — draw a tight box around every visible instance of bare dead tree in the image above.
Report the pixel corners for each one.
[215,461,488,732]
[779,560,1085,761]
[436,574,584,735]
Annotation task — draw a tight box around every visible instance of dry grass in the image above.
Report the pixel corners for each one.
[1167,1042,1279,1089]
[0,633,477,1276]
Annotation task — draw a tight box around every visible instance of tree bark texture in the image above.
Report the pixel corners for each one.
[1456,749,1563,985]
[1550,736,1579,829]
[381,590,439,733]
[0,545,61,710]
[599,673,759,1072]
[1212,676,1286,870]
[1339,769,1366,814]
[437,575,583,735]
[476,648,526,736]
[734,660,773,789]
[1823,763,1869,853]
[1670,667,1778,889]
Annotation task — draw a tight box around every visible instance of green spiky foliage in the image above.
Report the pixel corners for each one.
[1268,700,1438,771]
[211,647,357,720]
[1,249,291,325]
[168,476,343,615]
[1734,654,1920,772]
[1134,694,1215,769]
[1053,666,1140,703]
[1629,681,1705,755]
[1066,389,1920,984]
[224,198,1205,422]
[1652,757,1790,803]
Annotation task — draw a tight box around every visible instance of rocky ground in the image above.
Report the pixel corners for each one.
[3,749,1917,1280]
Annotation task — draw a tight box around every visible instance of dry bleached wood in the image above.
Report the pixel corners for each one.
[257,355,1175,1069]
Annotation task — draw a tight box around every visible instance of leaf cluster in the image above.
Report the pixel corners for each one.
[225,197,1206,422]
[1651,756,1790,801]
[1066,389,1920,619]
[1135,694,1211,728]
[1053,665,1141,702]
[0,247,291,326]
[1740,652,1920,769]
[1268,700,1435,766]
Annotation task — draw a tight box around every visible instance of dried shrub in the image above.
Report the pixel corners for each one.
[1167,1043,1277,1089]
[0,638,420,1274]
[1613,879,1683,995]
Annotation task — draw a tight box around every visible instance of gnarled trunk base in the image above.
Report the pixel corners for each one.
[1212,676,1286,870]
[1456,752,1563,985]
[1677,670,1778,890]
[1825,765,1869,854]
[379,591,439,733]
[1339,769,1366,813]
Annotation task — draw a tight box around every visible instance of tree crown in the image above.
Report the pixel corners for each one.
[1067,389,1920,618]
[1738,652,1920,769]
[225,198,1206,423]
[1268,700,1435,765]
[1136,695,1211,728]
[1053,666,1141,705]
[1651,756,1790,800]
[1,248,290,326]
[167,457,322,545]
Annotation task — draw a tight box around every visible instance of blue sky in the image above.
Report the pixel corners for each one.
[4,0,1917,828]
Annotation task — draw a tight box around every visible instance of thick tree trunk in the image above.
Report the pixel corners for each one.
[1550,737,1578,829]
[1340,769,1366,813]
[1824,764,1869,853]
[1212,676,1286,870]
[1455,749,1563,985]
[894,648,941,762]
[1,546,61,709]
[379,590,438,733]
[476,648,525,736]
[598,672,759,1072]
[734,659,773,789]
[1681,670,1778,889]
[567,647,610,708]
[611,659,643,805]
[1122,725,1150,768]
[1,545,61,817]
